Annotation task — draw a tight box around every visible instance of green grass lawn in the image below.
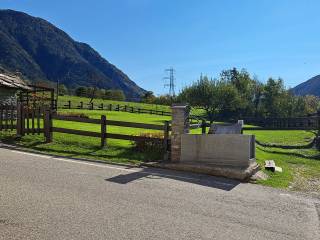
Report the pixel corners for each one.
[58,95,207,116]
[58,95,171,112]
[245,129,320,192]
[0,109,319,193]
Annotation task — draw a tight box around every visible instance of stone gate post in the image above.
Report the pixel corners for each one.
[171,104,189,162]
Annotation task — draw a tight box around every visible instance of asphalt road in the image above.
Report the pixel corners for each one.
[0,147,319,240]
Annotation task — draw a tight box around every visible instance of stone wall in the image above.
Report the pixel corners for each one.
[180,134,256,168]
[170,104,189,162]
[0,87,17,105]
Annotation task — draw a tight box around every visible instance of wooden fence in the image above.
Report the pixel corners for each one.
[16,106,45,136]
[0,105,16,131]
[189,117,320,133]
[59,100,172,116]
[242,117,320,130]
[0,104,48,136]
[41,111,171,153]
[0,104,171,156]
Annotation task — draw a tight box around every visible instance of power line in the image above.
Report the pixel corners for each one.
[163,67,176,97]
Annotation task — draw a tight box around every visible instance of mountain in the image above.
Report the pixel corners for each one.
[0,9,145,99]
[292,75,320,96]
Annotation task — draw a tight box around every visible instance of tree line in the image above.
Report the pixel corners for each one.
[142,68,320,122]
[58,85,126,101]
[57,68,320,121]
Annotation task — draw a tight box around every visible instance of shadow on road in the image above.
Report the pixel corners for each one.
[105,168,240,191]
[0,143,240,191]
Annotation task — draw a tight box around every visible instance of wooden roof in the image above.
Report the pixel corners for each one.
[0,72,31,90]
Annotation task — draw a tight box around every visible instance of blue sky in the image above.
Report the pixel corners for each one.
[1,0,320,94]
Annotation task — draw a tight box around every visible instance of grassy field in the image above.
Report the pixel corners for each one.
[58,95,171,112]
[0,108,319,193]
[245,130,320,192]
[57,95,206,116]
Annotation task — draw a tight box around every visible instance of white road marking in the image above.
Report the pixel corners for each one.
[6,148,236,187]
[10,150,52,159]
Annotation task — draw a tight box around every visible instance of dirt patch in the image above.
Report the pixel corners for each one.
[289,166,320,195]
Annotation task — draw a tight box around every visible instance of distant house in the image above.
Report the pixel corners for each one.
[0,71,30,105]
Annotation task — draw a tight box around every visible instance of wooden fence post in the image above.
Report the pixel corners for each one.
[20,105,26,136]
[37,107,41,135]
[44,109,53,143]
[10,105,14,131]
[4,107,8,130]
[163,120,170,161]
[31,108,35,135]
[0,106,2,131]
[16,102,22,136]
[201,119,206,134]
[101,115,107,148]
[50,90,55,110]
[68,100,71,109]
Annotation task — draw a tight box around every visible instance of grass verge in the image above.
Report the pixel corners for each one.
[245,130,320,192]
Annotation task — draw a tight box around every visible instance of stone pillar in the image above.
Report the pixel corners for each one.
[171,104,189,162]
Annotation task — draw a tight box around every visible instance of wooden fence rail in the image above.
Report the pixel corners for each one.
[190,118,320,133]
[0,104,171,155]
[59,100,172,116]
[49,113,171,151]
[242,117,320,130]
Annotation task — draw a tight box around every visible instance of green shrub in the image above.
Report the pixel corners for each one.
[133,132,164,154]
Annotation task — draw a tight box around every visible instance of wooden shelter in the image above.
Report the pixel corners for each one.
[0,71,31,105]
[0,72,30,90]
[0,69,55,110]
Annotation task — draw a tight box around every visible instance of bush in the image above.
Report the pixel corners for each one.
[104,90,126,101]
[133,132,165,154]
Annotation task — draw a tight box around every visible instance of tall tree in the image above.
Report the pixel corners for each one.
[142,91,156,104]
[75,87,87,97]
[104,90,126,101]
[58,84,68,96]
[220,68,259,117]
[178,76,240,122]
[262,78,288,117]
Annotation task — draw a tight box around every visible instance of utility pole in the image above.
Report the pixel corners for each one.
[163,67,176,97]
